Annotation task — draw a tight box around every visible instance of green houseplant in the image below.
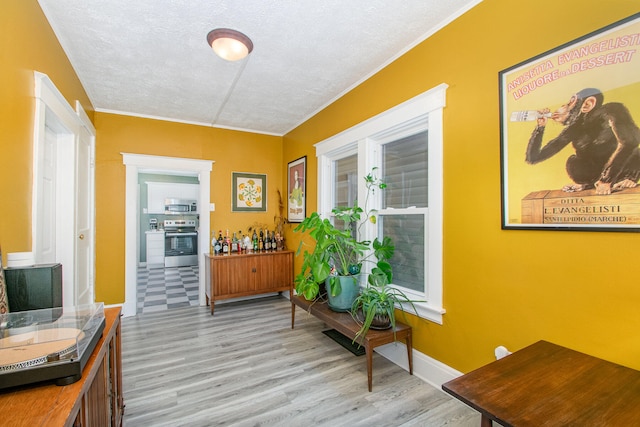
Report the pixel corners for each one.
[294,169,392,311]
[350,250,421,341]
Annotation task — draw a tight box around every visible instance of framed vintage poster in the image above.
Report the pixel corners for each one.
[287,156,306,222]
[232,172,267,212]
[500,13,640,232]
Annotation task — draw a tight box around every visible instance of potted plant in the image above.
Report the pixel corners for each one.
[350,250,421,341]
[294,169,392,311]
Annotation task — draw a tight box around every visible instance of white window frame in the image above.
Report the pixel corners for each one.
[315,84,447,324]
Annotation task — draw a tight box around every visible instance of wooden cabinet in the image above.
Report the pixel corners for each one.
[145,230,165,269]
[204,251,293,315]
[72,308,123,426]
[0,307,124,426]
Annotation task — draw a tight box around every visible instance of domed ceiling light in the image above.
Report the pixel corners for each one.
[206,28,253,61]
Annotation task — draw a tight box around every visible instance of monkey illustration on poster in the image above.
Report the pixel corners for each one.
[525,88,640,194]
[499,12,640,231]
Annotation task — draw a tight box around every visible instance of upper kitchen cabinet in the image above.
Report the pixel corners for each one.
[147,182,199,214]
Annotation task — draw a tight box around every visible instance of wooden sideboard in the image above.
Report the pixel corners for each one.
[0,306,124,426]
[204,251,293,315]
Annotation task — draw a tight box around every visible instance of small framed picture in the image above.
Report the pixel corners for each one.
[232,172,267,212]
[287,156,306,222]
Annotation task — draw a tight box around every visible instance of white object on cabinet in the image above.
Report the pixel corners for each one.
[146,231,165,269]
[147,182,199,214]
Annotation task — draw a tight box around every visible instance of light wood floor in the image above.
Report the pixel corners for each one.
[121,295,479,426]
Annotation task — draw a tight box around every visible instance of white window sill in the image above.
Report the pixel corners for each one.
[398,301,445,325]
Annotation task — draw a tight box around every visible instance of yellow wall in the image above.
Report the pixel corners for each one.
[4,0,640,375]
[94,113,284,303]
[1,0,93,257]
[284,0,640,373]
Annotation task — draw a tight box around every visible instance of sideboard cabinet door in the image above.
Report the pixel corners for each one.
[254,251,292,292]
[211,256,254,298]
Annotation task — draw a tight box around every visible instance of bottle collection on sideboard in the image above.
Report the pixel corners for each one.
[211,228,284,255]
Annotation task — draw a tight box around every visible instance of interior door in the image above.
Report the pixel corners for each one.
[34,125,57,264]
[75,124,93,305]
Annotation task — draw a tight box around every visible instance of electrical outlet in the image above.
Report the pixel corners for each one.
[495,346,512,360]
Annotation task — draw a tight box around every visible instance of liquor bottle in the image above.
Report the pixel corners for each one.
[265,230,271,251]
[210,231,216,254]
[222,230,230,254]
[259,229,264,251]
[252,229,258,252]
[215,230,223,255]
[268,231,274,251]
[231,231,239,253]
[244,233,252,253]
[509,110,552,122]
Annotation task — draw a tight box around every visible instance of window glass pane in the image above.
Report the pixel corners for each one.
[380,214,424,293]
[334,155,358,208]
[334,155,358,231]
[383,131,428,208]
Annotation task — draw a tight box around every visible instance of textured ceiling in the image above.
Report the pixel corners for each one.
[38,0,479,136]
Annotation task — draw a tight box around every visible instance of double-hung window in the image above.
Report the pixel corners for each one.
[316,84,446,323]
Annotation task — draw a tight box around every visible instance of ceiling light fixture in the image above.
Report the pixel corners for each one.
[206,28,253,61]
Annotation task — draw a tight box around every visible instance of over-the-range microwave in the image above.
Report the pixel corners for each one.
[164,198,197,214]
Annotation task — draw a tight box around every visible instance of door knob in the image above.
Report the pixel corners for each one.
[79,234,85,240]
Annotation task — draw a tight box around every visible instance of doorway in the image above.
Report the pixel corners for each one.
[138,172,200,314]
[122,153,213,317]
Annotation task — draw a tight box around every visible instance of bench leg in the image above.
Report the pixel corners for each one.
[291,302,296,329]
[406,330,413,375]
[366,344,373,392]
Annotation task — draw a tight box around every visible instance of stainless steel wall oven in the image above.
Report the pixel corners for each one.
[164,219,198,267]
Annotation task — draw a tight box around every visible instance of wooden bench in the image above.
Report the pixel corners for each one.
[291,294,413,392]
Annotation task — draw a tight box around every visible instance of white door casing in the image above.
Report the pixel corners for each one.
[122,153,213,317]
[33,72,95,307]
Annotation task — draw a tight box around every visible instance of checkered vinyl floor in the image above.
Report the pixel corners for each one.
[136,265,199,314]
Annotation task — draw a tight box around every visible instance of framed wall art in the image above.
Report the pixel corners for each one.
[499,12,640,232]
[232,172,267,212]
[287,156,306,222]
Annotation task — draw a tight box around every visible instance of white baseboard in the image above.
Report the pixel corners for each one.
[375,341,462,389]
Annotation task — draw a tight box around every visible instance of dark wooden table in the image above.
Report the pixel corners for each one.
[291,294,412,392]
[442,340,640,426]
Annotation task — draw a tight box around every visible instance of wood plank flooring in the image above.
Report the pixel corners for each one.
[121,295,479,426]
